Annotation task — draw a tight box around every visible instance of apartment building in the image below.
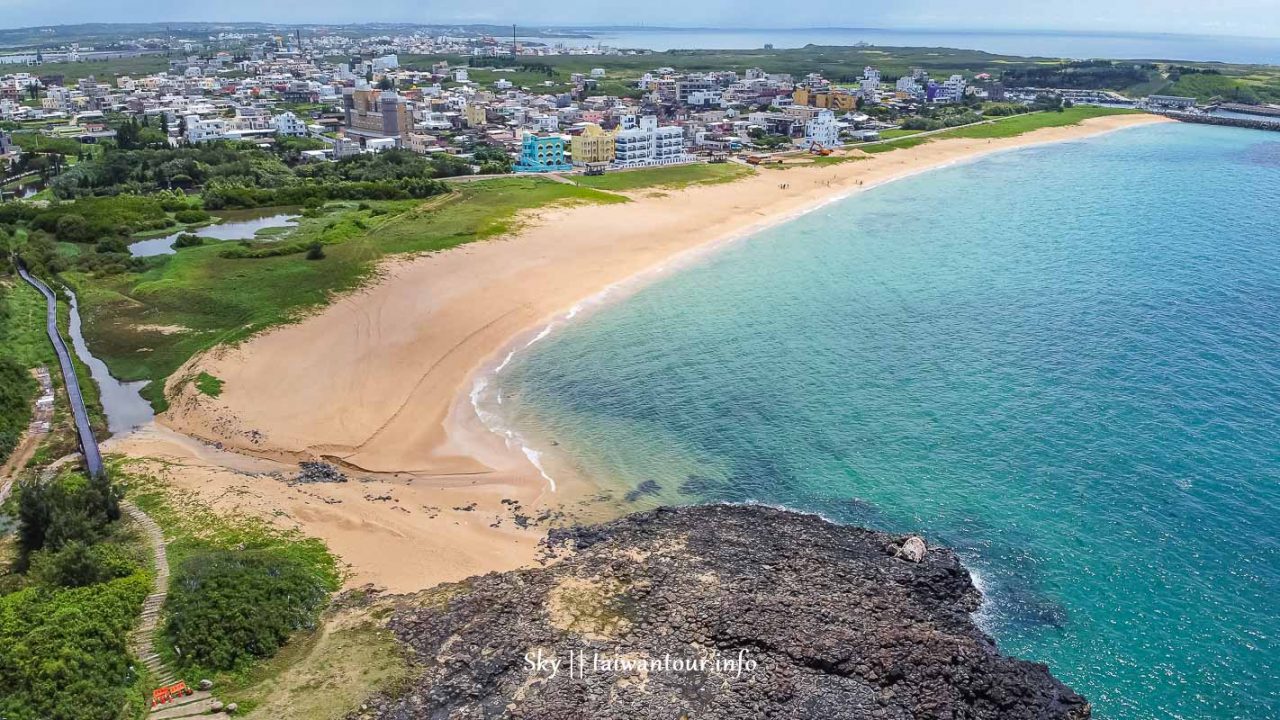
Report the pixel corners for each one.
[613,115,694,168]
[569,123,616,165]
[514,133,572,172]
[342,87,413,147]
[804,109,841,149]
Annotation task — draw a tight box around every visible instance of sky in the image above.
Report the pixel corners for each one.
[1,0,1279,39]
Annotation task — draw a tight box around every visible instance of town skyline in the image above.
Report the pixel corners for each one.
[2,2,1279,39]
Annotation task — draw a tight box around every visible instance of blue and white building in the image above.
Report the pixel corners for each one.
[514,132,572,172]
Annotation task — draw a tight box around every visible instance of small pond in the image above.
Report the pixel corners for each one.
[129,209,299,257]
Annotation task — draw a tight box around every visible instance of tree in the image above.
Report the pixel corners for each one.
[54,213,93,243]
[15,472,122,571]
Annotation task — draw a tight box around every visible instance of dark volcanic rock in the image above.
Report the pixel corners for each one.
[370,504,1090,720]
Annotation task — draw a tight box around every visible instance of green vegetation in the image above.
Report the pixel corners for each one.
[0,278,48,466]
[1164,70,1280,104]
[939,106,1141,139]
[123,468,340,707]
[403,47,1280,105]
[0,357,35,463]
[67,178,624,411]
[14,471,122,573]
[52,143,460,202]
[25,55,170,84]
[1000,59,1155,90]
[227,616,411,720]
[194,372,223,397]
[0,470,151,720]
[859,107,1141,152]
[166,549,332,672]
[0,570,151,720]
[573,162,752,192]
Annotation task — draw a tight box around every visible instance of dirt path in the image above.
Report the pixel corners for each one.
[0,366,53,496]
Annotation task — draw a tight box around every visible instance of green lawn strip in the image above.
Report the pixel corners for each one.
[573,163,753,192]
[934,106,1142,139]
[859,107,1143,153]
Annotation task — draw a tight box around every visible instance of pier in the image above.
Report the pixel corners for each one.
[1212,102,1280,118]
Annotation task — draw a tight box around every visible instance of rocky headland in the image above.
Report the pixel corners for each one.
[359,504,1090,719]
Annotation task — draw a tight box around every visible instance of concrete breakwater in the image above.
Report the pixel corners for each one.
[1158,110,1280,132]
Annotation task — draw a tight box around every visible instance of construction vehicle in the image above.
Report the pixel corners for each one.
[808,142,834,156]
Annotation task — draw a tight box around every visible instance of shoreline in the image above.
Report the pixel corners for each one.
[460,112,1172,497]
[119,112,1169,592]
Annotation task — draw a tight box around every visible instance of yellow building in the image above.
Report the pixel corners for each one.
[464,103,488,128]
[569,123,616,165]
[793,87,857,111]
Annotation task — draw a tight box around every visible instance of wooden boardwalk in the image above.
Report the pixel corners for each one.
[124,500,232,718]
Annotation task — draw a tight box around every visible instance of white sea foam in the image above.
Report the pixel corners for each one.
[522,446,557,492]
[967,564,994,632]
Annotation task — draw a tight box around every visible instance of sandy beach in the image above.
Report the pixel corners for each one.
[114,112,1167,592]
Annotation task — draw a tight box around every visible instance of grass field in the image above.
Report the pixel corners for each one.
[70,178,627,411]
[573,163,752,191]
[859,107,1142,153]
[28,55,171,84]
[876,128,926,140]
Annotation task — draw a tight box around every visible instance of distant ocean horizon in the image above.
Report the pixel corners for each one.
[484,122,1280,718]
[533,26,1280,64]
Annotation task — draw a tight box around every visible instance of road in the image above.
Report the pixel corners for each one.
[16,264,104,478]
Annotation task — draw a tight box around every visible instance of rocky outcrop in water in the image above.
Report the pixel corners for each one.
[365,504,1090,720]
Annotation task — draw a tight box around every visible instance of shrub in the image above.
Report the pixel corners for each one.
[55,213,93,243]
[25,540,128,588]
[173,208,211,224]
[305,241,326,260]
[165,549,331,672]
[173,233,204,248]
[0,572,151,720]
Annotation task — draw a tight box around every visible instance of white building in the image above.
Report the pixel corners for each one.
[613,115,695,168]
[860,66,881,103]
[935,75,967,103]
[272,111,308,137]
[453,68,469,83]
[896,75,922,96]
[184,115,228,143]
[803,109,841,149]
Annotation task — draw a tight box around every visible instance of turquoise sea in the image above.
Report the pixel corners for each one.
[487,122,1280,719]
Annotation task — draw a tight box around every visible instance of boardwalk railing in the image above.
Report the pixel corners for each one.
[15,262,104,478]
